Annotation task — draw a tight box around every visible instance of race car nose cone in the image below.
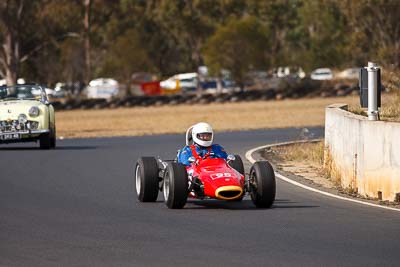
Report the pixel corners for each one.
[215,186,243,200]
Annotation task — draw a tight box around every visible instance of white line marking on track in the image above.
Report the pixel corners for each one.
[245,141,400,213]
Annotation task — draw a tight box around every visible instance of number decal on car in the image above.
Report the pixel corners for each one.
[210,173,232,180]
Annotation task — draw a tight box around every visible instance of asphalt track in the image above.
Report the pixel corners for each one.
[1,127,400,267]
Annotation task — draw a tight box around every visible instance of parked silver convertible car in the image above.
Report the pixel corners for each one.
[0,84,56,149]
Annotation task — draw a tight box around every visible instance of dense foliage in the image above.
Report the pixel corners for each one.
[0,0,399,86]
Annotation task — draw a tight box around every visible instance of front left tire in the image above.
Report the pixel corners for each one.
[50,127,56,148]
[39,133,51,149]
[229,154,245,175]
[40,126,56,150]
[135,157,160,202]
[249,161,276,208]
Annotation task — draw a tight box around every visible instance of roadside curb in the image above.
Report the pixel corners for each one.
[245,140,400,213]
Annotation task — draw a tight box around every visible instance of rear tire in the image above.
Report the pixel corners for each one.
[228,155,245,201]
[135,157,159,202]
[229,154,245,175]
[249,161,276,208]
[163,162,188,209]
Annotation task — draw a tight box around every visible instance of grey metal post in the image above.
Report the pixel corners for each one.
[366,62,379,121]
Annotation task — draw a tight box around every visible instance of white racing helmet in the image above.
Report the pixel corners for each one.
[192,122,214,147]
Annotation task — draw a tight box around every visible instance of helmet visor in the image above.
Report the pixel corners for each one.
[197,132,212,142]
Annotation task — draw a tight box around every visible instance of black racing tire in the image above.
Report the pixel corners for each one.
[163,162,188,209]
[249,161,276,208]
[39,133,51,149]
[135,157,159,202]
[229,154,245,175]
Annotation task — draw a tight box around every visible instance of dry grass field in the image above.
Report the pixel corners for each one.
[263,141,337,189]
[56,95,359,138]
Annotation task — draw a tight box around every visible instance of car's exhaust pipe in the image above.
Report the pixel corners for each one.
[215,186,243,200]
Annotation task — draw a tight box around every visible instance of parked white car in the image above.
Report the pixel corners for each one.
[160,73,198,92]
[85,78,119,99]
[310,68,333,80]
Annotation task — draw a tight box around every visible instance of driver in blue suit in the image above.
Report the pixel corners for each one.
[177,122,228,166]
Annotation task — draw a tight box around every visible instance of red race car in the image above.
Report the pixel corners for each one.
[135,152,276,209]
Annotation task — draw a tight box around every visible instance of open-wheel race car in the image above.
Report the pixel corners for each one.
[135,151,276,209]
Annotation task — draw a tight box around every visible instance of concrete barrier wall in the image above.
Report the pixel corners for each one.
[325,104,400,201]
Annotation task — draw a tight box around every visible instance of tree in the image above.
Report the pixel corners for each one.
[337,0,400,68]
[83,0,92,84]
[0,0,82,85]
[1,0,399,88]
[297,0,348,70]
[203,16,270,88]
[25,0,82,84]
[247,0,302,66]
[100,29,152,87]
[0,0,25,85]
[144,0,215,74]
